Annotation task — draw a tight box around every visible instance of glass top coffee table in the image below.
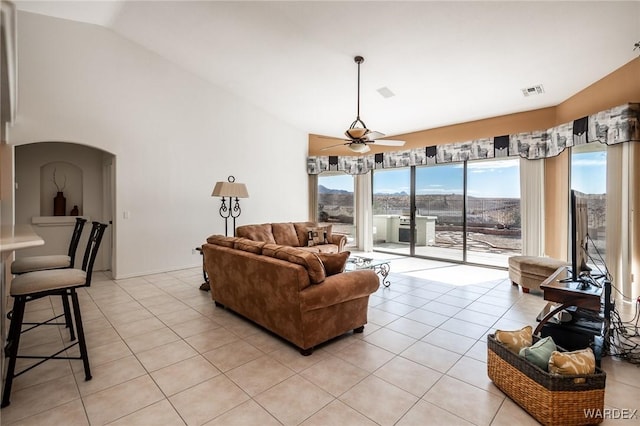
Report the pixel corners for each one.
[345,256,391,287]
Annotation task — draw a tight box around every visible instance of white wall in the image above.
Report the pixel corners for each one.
[9,12,309,278]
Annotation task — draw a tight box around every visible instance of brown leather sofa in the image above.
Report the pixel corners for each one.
[202,235,379,354]
[235,222,347,253]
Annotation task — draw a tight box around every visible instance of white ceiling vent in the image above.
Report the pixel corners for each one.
[521,85,545,97]
[377,86,395,98]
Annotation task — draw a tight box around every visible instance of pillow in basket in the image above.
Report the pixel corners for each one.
[519,336,557,371]
[494,325,533,353]
[548,348,596,375]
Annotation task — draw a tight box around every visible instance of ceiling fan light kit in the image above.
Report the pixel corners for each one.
[345,127,368,140]
[320,55,405,154]
[349,143,371,153]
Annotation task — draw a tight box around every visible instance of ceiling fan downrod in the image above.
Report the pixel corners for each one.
[349,55,367,132]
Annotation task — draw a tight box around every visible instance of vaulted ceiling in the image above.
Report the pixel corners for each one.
[14,1,640,139]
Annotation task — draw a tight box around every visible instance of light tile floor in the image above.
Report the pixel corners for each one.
[1,255,639,425]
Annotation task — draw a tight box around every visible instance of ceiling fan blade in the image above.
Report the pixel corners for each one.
[363,130,385,141]
[372,139,406,146]
[317,135,348,141]
[320,142,349,151]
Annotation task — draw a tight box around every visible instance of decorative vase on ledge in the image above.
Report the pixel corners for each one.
[54,192,66,216]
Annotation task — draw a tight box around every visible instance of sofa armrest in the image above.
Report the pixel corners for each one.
[300,270,379,312]
[329,233,347,252]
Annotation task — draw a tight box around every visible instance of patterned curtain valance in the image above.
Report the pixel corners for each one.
[307,103,639,175]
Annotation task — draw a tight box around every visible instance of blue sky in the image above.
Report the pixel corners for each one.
[571,151,606,195]
[319,152,606,197]
[320,159,522,198]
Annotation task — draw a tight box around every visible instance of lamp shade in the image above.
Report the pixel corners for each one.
[211,181,249,198]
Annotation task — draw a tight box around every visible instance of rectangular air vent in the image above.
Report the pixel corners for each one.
[377,86,395,98]
[521,85,545,97]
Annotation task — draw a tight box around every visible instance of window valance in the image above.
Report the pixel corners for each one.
[307,103,639,175]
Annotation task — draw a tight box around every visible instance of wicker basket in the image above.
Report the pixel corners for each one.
[487,334,606,426]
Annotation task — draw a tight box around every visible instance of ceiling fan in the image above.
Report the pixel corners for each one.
[321,56,405,154]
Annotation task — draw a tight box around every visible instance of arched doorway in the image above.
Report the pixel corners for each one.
[14,142,115,275]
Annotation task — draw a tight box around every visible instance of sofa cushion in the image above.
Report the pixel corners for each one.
[262,243,282,257]
[234,239,266,254]
[519,336,557,371]
[274,247,326,284]
[236,224,276,244]
[495,325,533,353]
[317,251,350,276]
[206,235,238,248]
[271,223,301,247]
[313,244,340,254]
[548,348,596,375]
[297,246,321,253]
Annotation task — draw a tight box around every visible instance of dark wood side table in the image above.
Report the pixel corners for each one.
[534,266,603,335]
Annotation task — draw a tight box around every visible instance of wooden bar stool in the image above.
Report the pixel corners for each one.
[10,217,87,339]
[1,221,108,408]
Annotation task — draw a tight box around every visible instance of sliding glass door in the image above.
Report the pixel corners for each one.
[466,159,521,267]
[414,164,464,261]
[372,168,411,256]
[372,158,521,267]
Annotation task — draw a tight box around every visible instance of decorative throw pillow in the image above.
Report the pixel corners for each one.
[307,227,328,247]
[495,325,533,353]
[294,223,333,246]
[317,251,350,276]
[293,222,317,246]
[320,224,333,241]
[519,336,557,371]
[548,348,596,375]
